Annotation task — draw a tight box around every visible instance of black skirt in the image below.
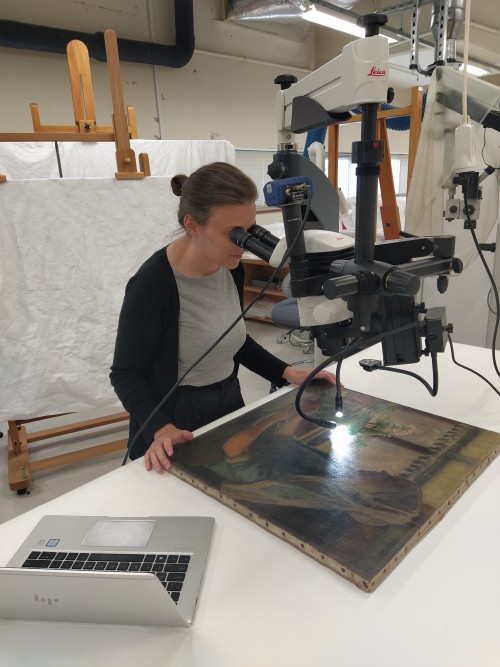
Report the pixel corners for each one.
[172,372,245,432]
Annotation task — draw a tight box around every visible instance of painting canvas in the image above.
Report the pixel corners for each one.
[171,384,500,591]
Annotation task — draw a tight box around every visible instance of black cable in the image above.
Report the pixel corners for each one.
[121,194,312,465]
[481,128,500,172]
[294,320,421,429]
[370,352,439,396]
[297,322,500,430]
[447,333,500,397]
[487,287,497,316]
[333,336,362,416]
[285,328,311,348]
[462,188,500,379]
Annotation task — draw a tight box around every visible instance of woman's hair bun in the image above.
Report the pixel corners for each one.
[171,174,188,197]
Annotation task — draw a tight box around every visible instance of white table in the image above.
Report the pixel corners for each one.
[1,342,499,667]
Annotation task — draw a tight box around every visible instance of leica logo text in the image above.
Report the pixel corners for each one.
[368,66,386,76]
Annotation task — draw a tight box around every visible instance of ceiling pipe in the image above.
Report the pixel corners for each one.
[0,0,194,68]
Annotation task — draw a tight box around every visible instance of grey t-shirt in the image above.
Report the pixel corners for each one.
[173,267,246,387]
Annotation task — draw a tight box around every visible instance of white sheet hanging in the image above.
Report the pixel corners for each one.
[0,142,60,179]
[405,68,500,268]
[0,140,235,180]
[1,177,180,420]
[0,139,236,421]
[57,140,235,178]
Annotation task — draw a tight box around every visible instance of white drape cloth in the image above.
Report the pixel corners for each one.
[0,140,236,420]
[0,139,235,180]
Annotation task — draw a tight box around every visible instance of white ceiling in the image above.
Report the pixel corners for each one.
[340,0,500,73]
[226,1,500,77]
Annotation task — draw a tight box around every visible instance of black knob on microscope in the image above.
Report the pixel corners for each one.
[267,160,286,179]
[384,268,421,296]
[437,275,448,294]
[357,13,388,36]
[274,74,298,90]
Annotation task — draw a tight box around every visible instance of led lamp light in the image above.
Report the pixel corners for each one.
[302,6,396,43]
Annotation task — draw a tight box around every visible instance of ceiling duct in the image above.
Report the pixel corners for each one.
[0,0,194,68]
[225,1,311,42]
[225,1,367,42]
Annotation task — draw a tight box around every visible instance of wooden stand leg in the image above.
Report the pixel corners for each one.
[407,86,424,193]
[7,421,32,493]
[104,31,147,180]
[7,413,129,495]
[139,152,151,177]
[377,119,401,240]
[327,125,339,189]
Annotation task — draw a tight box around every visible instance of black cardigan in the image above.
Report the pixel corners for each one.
[110,248,288,458]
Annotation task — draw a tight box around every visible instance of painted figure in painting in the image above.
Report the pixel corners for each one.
[176,386,422,527]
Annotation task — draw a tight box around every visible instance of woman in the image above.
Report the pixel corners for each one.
[110,162,335,474]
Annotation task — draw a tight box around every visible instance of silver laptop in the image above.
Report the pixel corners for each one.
[0,514,214,627]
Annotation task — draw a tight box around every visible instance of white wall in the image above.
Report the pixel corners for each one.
[0,0,315,149]
[0,0,411,153]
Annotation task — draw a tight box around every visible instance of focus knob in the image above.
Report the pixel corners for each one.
[384,268,421,296]
[323,274,360,300]
[313,299,352,326]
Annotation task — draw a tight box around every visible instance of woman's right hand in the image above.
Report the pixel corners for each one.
[144,423,193,474]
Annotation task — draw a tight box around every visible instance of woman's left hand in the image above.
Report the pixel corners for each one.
[282,365,337,386]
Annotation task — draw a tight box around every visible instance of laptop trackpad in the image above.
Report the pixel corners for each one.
[83,520,156,548]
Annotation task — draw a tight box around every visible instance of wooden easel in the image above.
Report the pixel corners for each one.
[8,413,129,494]
[29,39,137,141]
[0,30,150,179]
[1,30,155,493]
[328,87,424,240]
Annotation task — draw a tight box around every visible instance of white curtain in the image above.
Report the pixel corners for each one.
[0,140,235,420]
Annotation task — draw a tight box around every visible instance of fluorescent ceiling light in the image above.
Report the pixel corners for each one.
[302,6,396,43]
[460,63,489,77]
[302,6,364,37]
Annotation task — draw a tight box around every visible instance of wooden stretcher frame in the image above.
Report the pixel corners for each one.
[170,383,500,591]
[0,30,148,492]
[328,86,424,240]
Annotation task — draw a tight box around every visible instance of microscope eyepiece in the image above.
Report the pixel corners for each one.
[230,227,274,262]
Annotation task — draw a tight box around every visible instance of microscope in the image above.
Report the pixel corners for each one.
[232,14,462,368]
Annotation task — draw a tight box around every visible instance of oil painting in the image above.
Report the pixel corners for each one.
[171,384,500,591]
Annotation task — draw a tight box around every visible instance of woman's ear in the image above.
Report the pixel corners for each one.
[183,214,198,236]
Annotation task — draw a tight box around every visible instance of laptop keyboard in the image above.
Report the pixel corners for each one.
[21,551,191,604]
